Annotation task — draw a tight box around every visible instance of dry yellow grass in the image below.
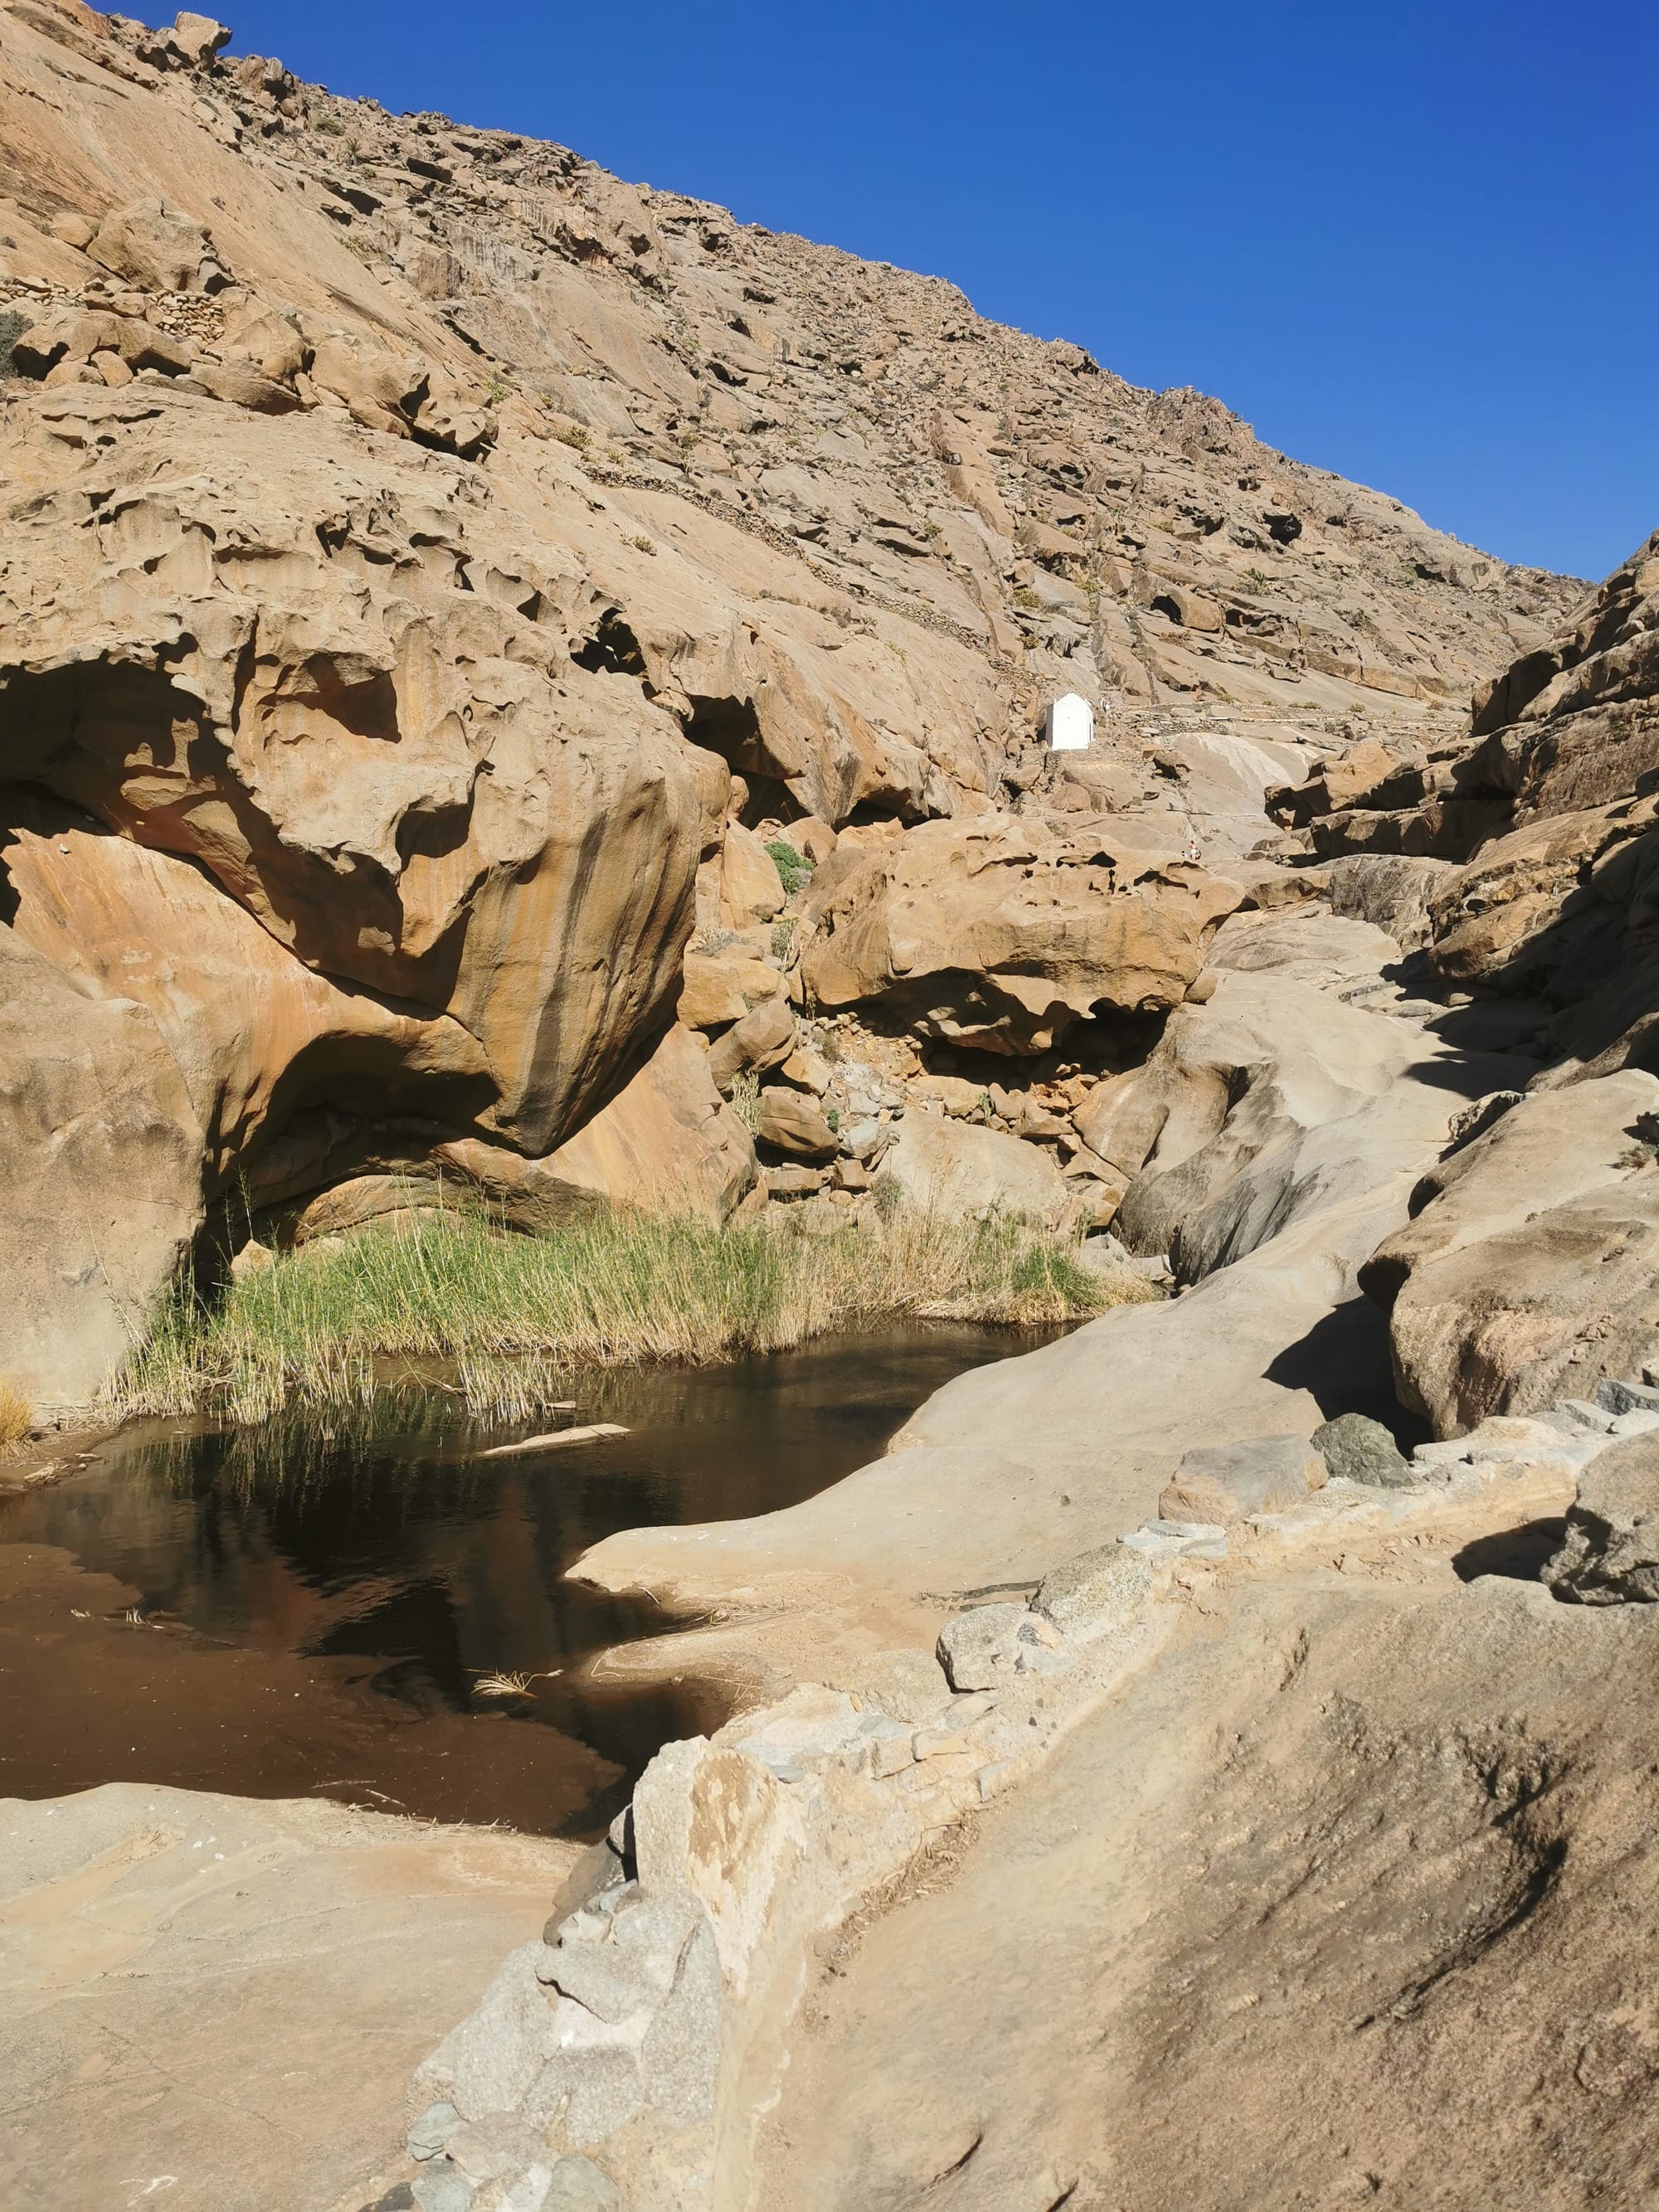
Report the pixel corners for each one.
[0,1378,31,1447]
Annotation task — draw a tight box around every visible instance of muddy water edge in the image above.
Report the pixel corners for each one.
[0,1325,1053,1839]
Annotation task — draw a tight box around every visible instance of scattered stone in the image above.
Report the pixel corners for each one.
[705,996,795,1090]
[409,2102,461,2162]
[1311,1412,1413,1489]
[874,1111,1072,1230]
[679,950,783,1030]
[1158,1435,1327,1525]
[1597,1378,1659,1418]
[1554,1400,1615,1434]
[542,1889,701,2025]
[859,1715,917,1779]
[936,1603,1068,1693]
[542,1840,627,1942]
[1034,1544,1154,1641]
[412,2159,476,2212]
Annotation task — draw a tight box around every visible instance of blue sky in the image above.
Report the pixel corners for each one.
[222,0,1657,582]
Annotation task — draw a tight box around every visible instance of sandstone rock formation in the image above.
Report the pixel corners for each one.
[0,0,1582,1402]
[797,815,1243,1053]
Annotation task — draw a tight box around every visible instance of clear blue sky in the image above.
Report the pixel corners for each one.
[223,0,1657,582]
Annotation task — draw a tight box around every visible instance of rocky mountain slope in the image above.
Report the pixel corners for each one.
[0,0,1581,1403]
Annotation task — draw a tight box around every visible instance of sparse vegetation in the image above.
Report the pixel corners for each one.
[729,1070,761,1130]
[553,421,590,451]
[111,1208,1144,1423]
[771,915,797,960]
[0,1377,31,1446]
[766,839,814,897]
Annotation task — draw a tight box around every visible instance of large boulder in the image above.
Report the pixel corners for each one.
[874,1111,1071,1228]
[1543,1432,1659,1604]
[797,815,1242,1057]
[1361,1070,1659,1435]
[89,197,233,294]
[1157,1435,1327,1524]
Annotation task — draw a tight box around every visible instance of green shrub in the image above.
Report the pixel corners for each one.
[766,839,814,897]
[0,309,27,381]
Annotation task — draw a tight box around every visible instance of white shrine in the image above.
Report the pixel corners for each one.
[1044,692,1095,752]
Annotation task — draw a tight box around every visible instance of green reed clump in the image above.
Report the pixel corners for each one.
[113,1205,1149,1422]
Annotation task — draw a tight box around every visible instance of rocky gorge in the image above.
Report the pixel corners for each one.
[3,7,1659,2210]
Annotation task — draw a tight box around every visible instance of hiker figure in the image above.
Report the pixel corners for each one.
[1183,835,1202,865]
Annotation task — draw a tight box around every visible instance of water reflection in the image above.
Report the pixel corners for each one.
[0,1325,1041,1835]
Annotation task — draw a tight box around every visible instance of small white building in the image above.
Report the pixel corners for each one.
[1044,692,1095,753]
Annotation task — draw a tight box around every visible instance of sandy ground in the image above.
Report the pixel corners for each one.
[0,1781,572,2212]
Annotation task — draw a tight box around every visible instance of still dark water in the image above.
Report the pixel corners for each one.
[0,1327,1025,1838]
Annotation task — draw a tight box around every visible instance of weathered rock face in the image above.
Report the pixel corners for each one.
[1082,912,1479,1281]
[0,925,205,1400]
[0,391,713,1393]
[0,399,703,1155]
[1361,1072,1659,1435]
[798,816,1243,1055]
[1292,531,1659,1086]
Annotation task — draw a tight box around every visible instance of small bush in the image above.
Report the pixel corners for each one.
[766,839,814,897]
[729,1070,761,1130]
[771,916,797,960]
[0,308,27,382]
[554,422,590,451]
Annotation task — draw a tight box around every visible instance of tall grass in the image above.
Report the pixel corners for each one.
[113,1208,1149,1423]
